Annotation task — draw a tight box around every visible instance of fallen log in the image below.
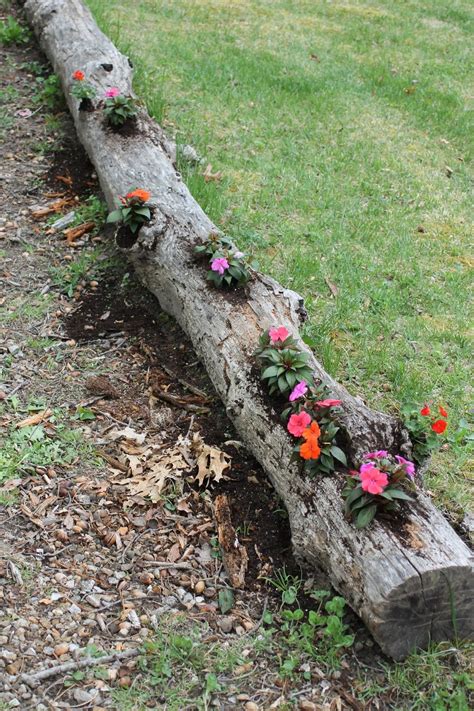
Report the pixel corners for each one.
[25,0,473,660]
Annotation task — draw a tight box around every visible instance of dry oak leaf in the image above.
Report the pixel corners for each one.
[16,409,52,428]
[122,445,189,503]
[191,432,231,487]
[202,163,222,182]
[107,426,146,445]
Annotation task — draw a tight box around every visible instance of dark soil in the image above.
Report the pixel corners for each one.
[43,136,98,197]
[104,115,141,138]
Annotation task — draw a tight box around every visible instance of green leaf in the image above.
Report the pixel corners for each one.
[227,266,241,279]
[262,365,279,379]
[351,494,372,512]
[75,406,96,421]
[308,610,324,626]
[385,489,414,501]
[355,504,377,528]
[106,209,122,223]
[344,485,364,507]
[218,588,234,614]
[133,207,151,217]
[330,446,347,465]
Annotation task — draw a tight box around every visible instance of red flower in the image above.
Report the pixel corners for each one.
[431,419,447,435]
[439,405,448,418]
[73,70,85,81]
[269,326,289,343]
[314,399,342,408]
[126,189,151,203]
[420,405,431,416]
[287,411,311,438]
[359,466,388,495]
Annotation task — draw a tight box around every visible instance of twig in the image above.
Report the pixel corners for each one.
[6,381,26,398]
[15,648,139,687]
[142,561,194,571]
[96,448,128,472]
[152,390,210,414]
[160,364,211,401]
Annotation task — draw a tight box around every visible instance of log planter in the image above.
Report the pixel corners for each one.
[25,0,473,660]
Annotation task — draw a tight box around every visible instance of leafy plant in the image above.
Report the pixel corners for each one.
[107,188,152,234]
[70,194,107,231]
[103,92,138,127]
[33,73,64,111]
[70,70,96,105]
[402,403,448,463]
[264,566,302,606]
[342,452,416,528]
[284,381,346,476]
[0,407,97,484]
[255,327,313,396]
[194,232,255,288]
[262,586,354,675]
[0,16,30,45]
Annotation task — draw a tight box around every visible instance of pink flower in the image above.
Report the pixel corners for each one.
[289,381,308,402]
[105,87,120,98]
[365,450,389,460]
[211,257,229,275]
[269,326,289,343]
[287,411,311,437]
[359,466,388,495]
[314,399,342,408]
[395,455,416,479]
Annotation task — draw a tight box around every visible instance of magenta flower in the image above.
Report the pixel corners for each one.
[105,87,120,98]
[314,399,342,408]
[395,455,416,479]
[359,466,388,495]
[289,381,308,402]
[287,411,311,437]
[269,326,289,343]
[365,450,389,460]
[211,257,229,275]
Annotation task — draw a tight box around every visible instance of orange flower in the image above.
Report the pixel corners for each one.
[126,189,151,203]
[299,421,321,460]
[73,70,85,81]
[439,405,448,418]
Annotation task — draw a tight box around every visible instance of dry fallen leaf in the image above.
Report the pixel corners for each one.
[324,277,339,298]
[122,444,189,503]
[16,409,52,429]
[192,432,231,486]
[202,163,222,182]
[167,542,181,563]
[107,426,146,445]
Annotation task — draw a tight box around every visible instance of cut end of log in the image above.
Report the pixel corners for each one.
[369,564,474,660]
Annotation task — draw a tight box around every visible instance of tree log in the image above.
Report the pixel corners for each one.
[25,0,473,660]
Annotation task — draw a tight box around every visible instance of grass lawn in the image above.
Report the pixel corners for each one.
[85,0,473,510]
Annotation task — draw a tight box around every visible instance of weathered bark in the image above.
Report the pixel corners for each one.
[214,494,248,589]
[25,0,473,660]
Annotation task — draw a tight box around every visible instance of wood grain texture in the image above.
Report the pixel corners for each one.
[25,0,473,660]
